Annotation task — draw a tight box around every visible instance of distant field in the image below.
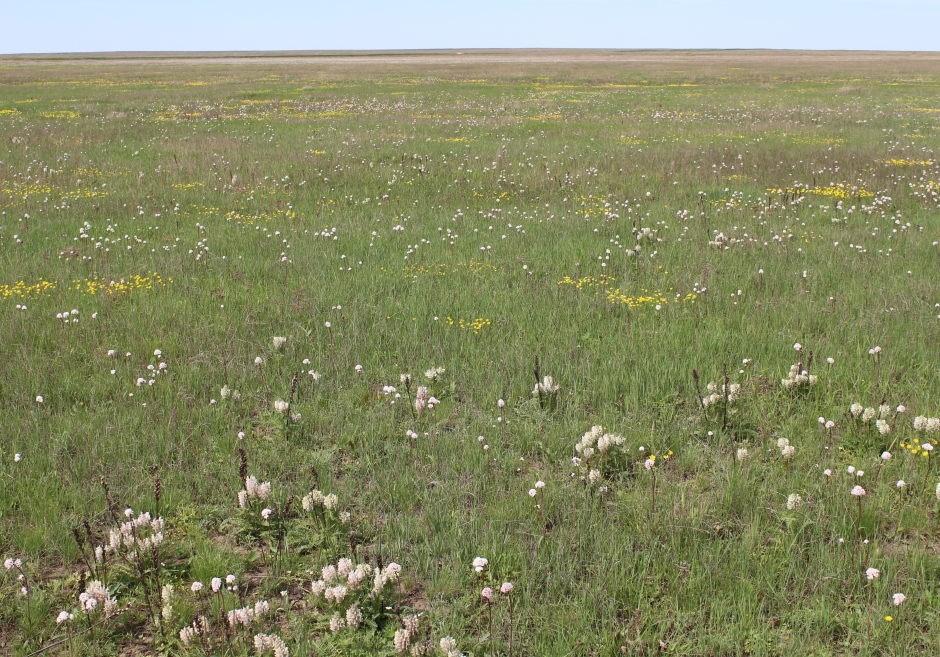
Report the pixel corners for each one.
[2,50,940,656]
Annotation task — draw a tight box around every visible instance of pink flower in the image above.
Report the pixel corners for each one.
[500,582,513,595]
[893,593,906,606]
[866,568,880,581]
[851,485,866,497]
[481,587,494,601]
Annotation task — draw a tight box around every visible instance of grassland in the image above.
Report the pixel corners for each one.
[1,50,940,656]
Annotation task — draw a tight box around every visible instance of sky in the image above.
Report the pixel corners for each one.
[1,0,938,54]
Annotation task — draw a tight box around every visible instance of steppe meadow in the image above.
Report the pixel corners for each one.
[2,50,940,655]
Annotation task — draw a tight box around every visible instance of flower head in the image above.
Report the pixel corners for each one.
[481,587,493,601]
[866,568,880,580]
[851,485,867,497]
[893,592,906,606]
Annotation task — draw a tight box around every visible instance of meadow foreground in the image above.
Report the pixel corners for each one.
[1,50,940,655]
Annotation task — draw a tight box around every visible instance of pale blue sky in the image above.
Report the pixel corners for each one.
[1,0,937,54]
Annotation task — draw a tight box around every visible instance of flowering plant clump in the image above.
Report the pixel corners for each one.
[573,425,629,485]
[310,559,401,637]
[233,468,350,565]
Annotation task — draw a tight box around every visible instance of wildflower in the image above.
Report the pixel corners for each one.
[876,420,891,435]
[777,438,790,449]
[588,469,601,484]
[881,451,892,461]
[925,443,935,453]
[851,485,867,497]
[532,375,560,395]
[827,357,835,364]
[56,611,73,624]
[862,407,876,423]
[261,508,272,520]
[497,398,505,408]
[211,577,222,592]
[35,395,43,403]
[393,628,411,653]
[481,587,494,601]
[273,336,287,349]
[273,400,289,413]
[440,637,458,653]
[850,403,864,418]
[255,357,263,365]
[824,469,832,476]
[330,612,345,633]
[848,466,856,474]
[644,458,655,470]
[472,557,488,573]
[936,482,940,501]
[220,385,232,400]
[425,366,445,380]
[345,604,363,629]
[866,568,880,580]
[914,416,927,431]
[14,454,21,462]
[897,480,906,489]
[869,346,882,355]
[897,405,907,413]
[355,364,363,373]
[528,488,536,497]
[535,480,545,489]
[736,447,749,461]
[781,445,795,459]
[501,582,513,594]
[191,581,204,593]
[786,493,803,510]
[893,593,906,606]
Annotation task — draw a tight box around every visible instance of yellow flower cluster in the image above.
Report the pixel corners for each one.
[606,289,698,309]
[0,279,56,300]
[68,273,171,296]
[445,316,491,334]
[881,159,934,167]
[899,437,938,457]
[40,110,81,120]
[404,260,496,277]
[767,184,875,199]
[557,275,616,291]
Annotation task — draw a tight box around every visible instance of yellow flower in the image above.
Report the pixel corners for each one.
[885,616,893,622]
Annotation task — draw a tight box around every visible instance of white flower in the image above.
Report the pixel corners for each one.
[35,396,43,403]
[535,480,545,489]
[261,508,272,520]
[850,403,864,418]
[472,557,488,573]
[781,445,795,459]
[273,336,287,349]
[736,447,749,462]
[274,400,289,414]
[355,364,363,373]
[644,458,655,470]
[881,451,892,461]
[866,567,880,580]
[191,581,204,593]
[211,577,222,592]
[528,488,537,497]
[786,493,803,510]
[851,485,866,497]
[925,443,935,453]
[876,420,891,435]
[255,357,264,365]
[893,593,906,606]
[897,480,906,489]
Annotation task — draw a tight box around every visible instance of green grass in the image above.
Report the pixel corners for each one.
[2,53,940,655]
